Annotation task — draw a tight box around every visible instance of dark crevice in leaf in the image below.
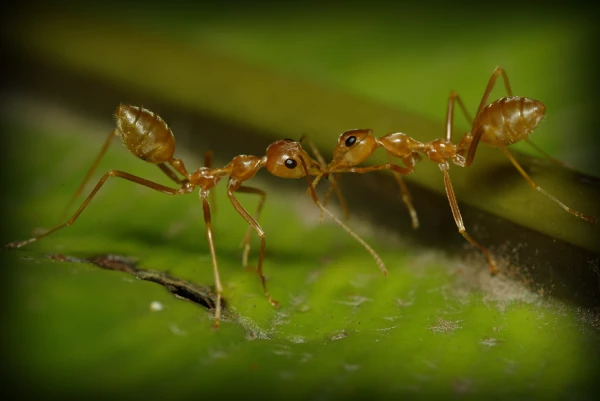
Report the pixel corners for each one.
[43,253,272,338]
[47,253,223,315]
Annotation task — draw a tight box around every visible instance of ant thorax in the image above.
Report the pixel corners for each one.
[424,139,456,163]
[190,167,222,190]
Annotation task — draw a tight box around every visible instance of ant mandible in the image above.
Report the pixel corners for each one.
[6,105,386,328]
[322,66,596,275]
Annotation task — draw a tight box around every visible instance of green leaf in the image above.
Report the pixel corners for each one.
[2,4,600,400]
[2,98,599,401]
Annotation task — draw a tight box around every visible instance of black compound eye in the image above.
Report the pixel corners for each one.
[345,135,357,147]
[285,158,297,169]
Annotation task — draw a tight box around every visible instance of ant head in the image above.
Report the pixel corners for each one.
[265,140,321,179]
[328,129,377,171]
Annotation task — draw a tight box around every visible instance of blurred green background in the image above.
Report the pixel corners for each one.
[1,1,599,400]
[81,0,600,174]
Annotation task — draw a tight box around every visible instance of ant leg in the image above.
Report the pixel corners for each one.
[200,193,223,328]
[227,187,279,308]
[446,90,474,142]
[475,66,513,117]
[463,127,486,166]
[156,157,193,186]
[496,142,596,223]
[204,151,213,168]
[524,139,572,169]
[309,173,349,225]
[59,129,117,221]
[203,151,217,214]
[387,153,419,229]
[157,163,187,184]
[235,186,267,272]
[334,162,416,228]
[61,128,191,220]
[299,158,388,276]
[306,173,350,223]
[7,171,186,249]
[335,163,413,175]
[438,162,498,274]
[301,135,350,220]
[300,135,327,168]
[322,174,337,207]
[457,67,514,164]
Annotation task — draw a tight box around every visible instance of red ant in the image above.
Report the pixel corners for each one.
[320,66,596,275]
[6,105,386,327]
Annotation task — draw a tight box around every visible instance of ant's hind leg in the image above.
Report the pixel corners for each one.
[157,163,189,185]
[445,91,474,142]
[497,142,596,223]
[524,139,573,169]
[456,67,514,166]
[59,129,117,221]
[475,66,513,117]
[439,162,498,275]
[200,194,224,328]
[7,171,185,249]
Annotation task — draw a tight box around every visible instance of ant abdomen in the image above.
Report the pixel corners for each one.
[115,105,176,163]
[479,97,546,147]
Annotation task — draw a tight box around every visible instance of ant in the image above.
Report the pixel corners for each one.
[320,66,596,275]
[6,105,386,328]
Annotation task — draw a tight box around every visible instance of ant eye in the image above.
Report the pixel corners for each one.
[345,135,357,147]
[285,158,297,169]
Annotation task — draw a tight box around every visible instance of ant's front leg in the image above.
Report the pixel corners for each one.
[335,163,413,175]
[301,135,350,220]
[300,163,388,276]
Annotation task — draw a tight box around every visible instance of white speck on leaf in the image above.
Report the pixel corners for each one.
[169,324,187,336]
[329,330,348,341]
[480,337,499,347]
[343,364,360,372]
